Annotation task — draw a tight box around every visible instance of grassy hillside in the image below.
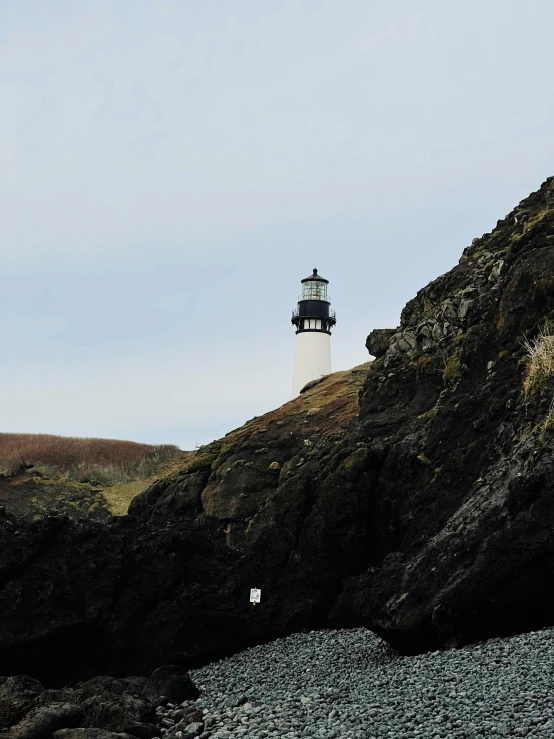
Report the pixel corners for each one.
[0,433,191,518]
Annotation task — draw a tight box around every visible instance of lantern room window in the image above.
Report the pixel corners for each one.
[301,280,328,301]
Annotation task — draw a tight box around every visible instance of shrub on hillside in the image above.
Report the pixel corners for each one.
[0,433,180,485]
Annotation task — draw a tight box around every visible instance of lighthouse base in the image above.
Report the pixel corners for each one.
[290,331,332,399]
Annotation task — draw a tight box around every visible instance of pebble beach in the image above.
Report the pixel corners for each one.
[180,627,554,739]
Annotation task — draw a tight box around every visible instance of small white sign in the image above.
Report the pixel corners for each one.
[250,588,261,604]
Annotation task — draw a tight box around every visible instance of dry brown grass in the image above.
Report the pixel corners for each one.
[0,433,180,485]
[522,329,554,395]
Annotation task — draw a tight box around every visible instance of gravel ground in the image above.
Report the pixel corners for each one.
[183,626,554,739]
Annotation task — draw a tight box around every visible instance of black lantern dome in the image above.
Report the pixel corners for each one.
[291,268,336,335]
[301,268,329,283]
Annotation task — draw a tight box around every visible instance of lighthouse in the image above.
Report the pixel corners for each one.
[290,268,337,398]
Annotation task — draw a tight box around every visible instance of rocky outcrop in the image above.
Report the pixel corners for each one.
[1,669,199,739]
[0,472,112,523]
[0,368,368,682]
[2,179,554,680]
[340,179,554,651]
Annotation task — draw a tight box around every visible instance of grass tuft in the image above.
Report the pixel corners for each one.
[542,396,554,433]
[521,329,554,395]
[523,208,552,233]
[442,350,462,386]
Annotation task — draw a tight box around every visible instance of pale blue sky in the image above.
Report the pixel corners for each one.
[1,0,554,449]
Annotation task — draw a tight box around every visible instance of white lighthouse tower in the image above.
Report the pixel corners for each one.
[290,268,337,398]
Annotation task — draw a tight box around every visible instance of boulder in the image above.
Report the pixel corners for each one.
[0,677,44,730]
[119,723,158,739]
[36,692,68,707]
[142,668,198,706]
[182,723,203,737]
[71,677,154,734]
[120,680,146,693]
[7,704,82,739]
[0,679,43,704]
[172,706,203,728]
[366,328,396,358]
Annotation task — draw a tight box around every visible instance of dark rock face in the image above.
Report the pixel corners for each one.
[2,180,554,679]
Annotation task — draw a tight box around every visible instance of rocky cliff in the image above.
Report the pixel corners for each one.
[2,178,554,682]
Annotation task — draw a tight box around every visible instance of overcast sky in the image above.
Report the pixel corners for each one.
[1,0,554,450]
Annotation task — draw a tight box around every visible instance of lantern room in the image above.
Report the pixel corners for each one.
[301,270,329,301]
[291,268,336,335]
